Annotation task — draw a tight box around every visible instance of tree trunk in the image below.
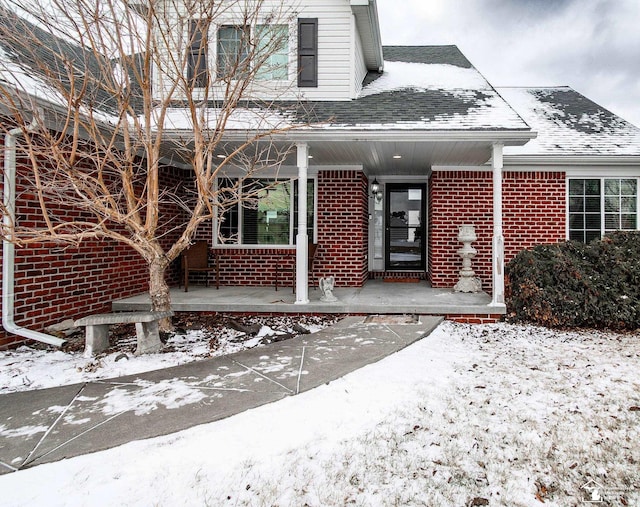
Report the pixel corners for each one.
[149,261,172,312]
[136,261,173,354]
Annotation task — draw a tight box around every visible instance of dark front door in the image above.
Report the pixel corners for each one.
[385,183,426,270]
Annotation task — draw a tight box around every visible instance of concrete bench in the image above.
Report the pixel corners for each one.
[74,311,174,357]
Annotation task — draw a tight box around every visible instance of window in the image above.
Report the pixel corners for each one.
[218,178,315,245]
[256,24,289,80]
[216,24,289,81]
[217,25,250,78]
[187,20,209,88]
[297,18,318,87]
[569,178,638,243]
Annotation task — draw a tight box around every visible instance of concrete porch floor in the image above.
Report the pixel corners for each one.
[112,279,503,316]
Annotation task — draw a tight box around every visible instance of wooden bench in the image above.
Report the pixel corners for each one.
[74,311,174,357]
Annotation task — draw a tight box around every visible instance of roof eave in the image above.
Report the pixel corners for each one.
[351,0,384,71]
[503,154,640,166]
[200,128,537,146]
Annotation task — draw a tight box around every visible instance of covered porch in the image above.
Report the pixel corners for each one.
[112,279,502,319]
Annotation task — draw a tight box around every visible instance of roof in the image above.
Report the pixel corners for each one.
[0,7,142,119]
[382,45,473,68]
[288,45,530,131]
[498,87,640,157]
[162,46,531,133]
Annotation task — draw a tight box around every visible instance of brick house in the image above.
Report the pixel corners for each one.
[2,0,640,348]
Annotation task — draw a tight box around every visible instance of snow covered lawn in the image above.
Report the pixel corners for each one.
[1,321,639,506]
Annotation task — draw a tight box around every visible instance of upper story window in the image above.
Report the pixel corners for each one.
[186,20,306,87]
[255,24,289,80]
[568,178,638,243]
[217,177,315,246]
[217,25,250,78]
[214,24,290,81]
[187,20,209,88]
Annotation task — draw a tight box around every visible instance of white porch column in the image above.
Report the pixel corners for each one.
[295,143,309,304]
[490,142,505,307]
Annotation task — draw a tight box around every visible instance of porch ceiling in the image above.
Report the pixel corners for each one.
[304,139,494,175]
[160,137,514,174]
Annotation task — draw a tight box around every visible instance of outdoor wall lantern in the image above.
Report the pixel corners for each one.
[371,178,380,197]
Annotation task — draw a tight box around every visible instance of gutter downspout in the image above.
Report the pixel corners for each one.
[2,121,65,347]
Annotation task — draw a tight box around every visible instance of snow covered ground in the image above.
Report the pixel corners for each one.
[1,321,639,506]
[0,315,335,394]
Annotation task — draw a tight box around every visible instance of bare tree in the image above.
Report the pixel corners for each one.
[0,0,309,351]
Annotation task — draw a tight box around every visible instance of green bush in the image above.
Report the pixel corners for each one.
[506,231,640,329]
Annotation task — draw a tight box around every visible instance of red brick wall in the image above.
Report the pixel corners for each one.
[429,170,566,291]
[214,247,298,287]
[0,158,186,349]
[316,170,368,287]
[209,170,369,288]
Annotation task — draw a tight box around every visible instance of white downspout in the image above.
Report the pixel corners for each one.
[2,121,66,346]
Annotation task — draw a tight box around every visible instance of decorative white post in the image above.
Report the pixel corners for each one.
[295,143,309,304]
[454,225,482,293]
[490,142,505,307]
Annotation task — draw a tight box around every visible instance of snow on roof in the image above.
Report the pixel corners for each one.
[498,87,640,157]
[0,44,66,108]
[0,11,126,124]
[321,56,528,131]
[359,60,488,98]
[159,106,291,132]
[157,47,532,134]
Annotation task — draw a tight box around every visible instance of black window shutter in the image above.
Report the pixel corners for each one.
[298,18,318,87]
[188,20,208,88]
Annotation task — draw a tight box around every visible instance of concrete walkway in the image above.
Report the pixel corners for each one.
[0,315,442,474]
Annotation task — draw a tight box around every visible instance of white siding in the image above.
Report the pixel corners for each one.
[287,0,354,100]
[352,15,367,98]
[154,0,359,102]
[152,1,184,101]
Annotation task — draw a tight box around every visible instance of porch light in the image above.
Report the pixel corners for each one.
[370,178,380,197]
[393,154,402,159]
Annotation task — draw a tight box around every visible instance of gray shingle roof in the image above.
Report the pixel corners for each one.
[282,45,529,131]
[0,8,143,116]
[382,45,473,68]
[498,87,640,156]
[164,45,530,132]
[283,88,497,127]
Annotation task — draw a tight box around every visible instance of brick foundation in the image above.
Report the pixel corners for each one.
[446,314,503,324]
[369,271,427,280]
[215,247,303,288]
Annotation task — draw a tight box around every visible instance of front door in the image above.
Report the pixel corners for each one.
[385,184,426,271]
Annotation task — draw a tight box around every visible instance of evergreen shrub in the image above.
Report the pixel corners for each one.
[506,231,640,329]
